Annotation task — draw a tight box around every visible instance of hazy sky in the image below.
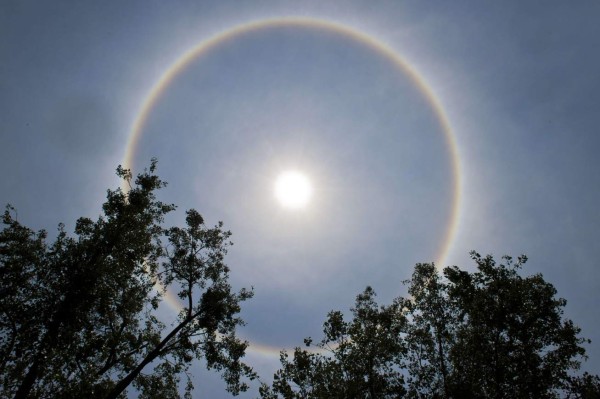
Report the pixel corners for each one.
[2,1,600,397]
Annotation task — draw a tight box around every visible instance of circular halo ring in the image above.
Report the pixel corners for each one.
[123,17,462,358]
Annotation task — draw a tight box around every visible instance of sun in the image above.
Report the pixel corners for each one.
[274,171,312,209]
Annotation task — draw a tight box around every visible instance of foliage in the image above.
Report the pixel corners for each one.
[403,262,455,398]
[566,373,600,399]
[0,160,255,398]
[259,287,407,399]
[442,252,587,398]
[261,252,597,399]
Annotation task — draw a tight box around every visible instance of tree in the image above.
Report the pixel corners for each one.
[0,160,255,398]
[443,252,589,398]
[403,262,455,399]
[260,287,408,399]
[261,253,597,399]
[566,373,600,399]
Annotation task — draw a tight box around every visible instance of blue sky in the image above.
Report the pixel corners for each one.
[2,1,600,397]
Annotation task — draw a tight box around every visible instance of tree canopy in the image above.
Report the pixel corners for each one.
[260,253,600,399]
[0,160,255,398]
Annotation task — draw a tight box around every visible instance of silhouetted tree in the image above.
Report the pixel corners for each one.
[403,263,455,398]
[0,160,255,398]
[259,287,407,399]
[566,373,600,399]
[261,252,597,399]
[443,252,587,398]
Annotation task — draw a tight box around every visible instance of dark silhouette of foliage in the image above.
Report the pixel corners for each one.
[442,252,587,398]
[566,373,600,399]
[259,287,407,399]
[403,262,455,398]
[0,160,255,398]
[261,252,598,399]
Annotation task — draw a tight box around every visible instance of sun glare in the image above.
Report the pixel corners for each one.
[274,171,312,209]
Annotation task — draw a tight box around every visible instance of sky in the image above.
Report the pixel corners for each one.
[2,1,600,397]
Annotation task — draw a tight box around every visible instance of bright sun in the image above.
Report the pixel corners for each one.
[274,171,312,209]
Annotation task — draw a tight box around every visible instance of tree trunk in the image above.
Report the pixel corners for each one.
[104,315,194,399]
[13,357,41,399]
[436,325,449,399]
